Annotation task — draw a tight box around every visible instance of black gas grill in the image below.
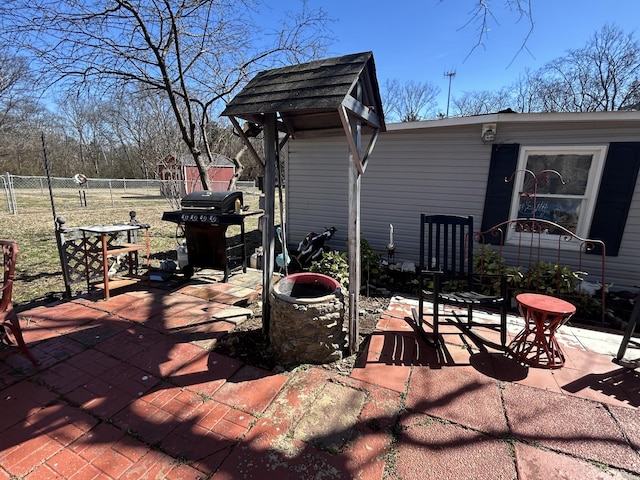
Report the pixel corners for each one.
[162,191,244,225]
[182,190,243,214]
[162,190,261,281]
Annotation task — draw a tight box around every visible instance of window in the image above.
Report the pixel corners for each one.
[481,142,640,256]
[507,146,607,239]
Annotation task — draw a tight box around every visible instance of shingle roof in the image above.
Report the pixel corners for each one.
[221,52,385,134]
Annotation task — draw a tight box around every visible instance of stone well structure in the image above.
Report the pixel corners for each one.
[270,272,346,365]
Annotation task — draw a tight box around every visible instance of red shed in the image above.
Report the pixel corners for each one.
[158,154,235,196]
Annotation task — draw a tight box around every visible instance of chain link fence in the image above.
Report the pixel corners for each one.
[0,173,258,216]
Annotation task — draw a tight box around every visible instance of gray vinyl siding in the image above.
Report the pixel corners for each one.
[285,117,640,292]
[286,125,493,266]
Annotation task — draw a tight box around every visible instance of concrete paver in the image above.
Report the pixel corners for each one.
[504,382,640,472]
[514,443,631,480]
[406,365,508,434]
[396,412,518,480]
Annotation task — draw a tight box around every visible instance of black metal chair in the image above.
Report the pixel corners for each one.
[411,214,509,351]
[614,289,640,368]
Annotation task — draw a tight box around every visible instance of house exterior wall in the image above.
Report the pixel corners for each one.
[285,116,640,291]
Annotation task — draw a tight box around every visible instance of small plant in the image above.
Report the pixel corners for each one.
[523,261,580,295]
[471,246,589,308]
[309,237,393,292]
[471,244,508,295]
[473,244,504,276]
[504,265,525,291]
[309,250,349,288]
[361,238,392,289]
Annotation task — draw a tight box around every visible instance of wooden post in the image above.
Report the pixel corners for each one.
[347,85,362,355]
[261,113,277,336]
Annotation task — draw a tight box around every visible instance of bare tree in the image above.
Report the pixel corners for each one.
[108,89,187,179]
[510,68,546,113]
[0,101,67,176]
[536,24,640,112]
[1,0,331,189]
[623,79,640,110]
[452,24,640,116]
[57,91,94,174]
[458,0,534,64]
[452,88,513,116]
[0,51,60,174]
[0,52,34,131]
[382,79,441,122]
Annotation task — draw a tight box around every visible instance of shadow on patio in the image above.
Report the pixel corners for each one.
[0,272,639,479]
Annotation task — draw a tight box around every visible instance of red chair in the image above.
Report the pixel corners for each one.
[0,240,38,365]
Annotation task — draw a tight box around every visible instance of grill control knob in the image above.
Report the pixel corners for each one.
[199,214,207,222]
[181,214,189,222]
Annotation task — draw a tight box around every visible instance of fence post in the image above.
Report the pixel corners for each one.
[7,173,17,215]
[0,174,11,214]
[109,180,114,207]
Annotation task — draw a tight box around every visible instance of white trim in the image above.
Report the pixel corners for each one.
[386,110,640,132]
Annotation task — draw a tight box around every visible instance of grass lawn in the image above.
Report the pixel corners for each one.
[0,187,266,307]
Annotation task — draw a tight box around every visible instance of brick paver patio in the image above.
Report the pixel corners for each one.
[1,270,638,479]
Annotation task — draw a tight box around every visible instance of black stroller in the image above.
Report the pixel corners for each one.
[290,227,337,271]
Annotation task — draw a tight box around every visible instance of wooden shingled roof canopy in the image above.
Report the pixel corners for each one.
[221,51,385,136]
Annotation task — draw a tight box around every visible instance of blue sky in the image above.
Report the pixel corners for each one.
[263,1,640,111]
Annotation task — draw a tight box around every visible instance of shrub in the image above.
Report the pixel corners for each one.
[309,250,349,288]
[361,238,392,289]
[473,244,504,276]
[473,246,581,298]
[521,261,580,296]
[308,238,392,291]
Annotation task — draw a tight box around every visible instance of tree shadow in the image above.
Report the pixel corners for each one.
[0,278,285,477]
[2,281,638,478]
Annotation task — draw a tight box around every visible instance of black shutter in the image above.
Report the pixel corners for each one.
[588,142,640,256]
[480,144,520,244]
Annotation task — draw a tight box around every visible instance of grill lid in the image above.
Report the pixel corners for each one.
[181,190,243,214]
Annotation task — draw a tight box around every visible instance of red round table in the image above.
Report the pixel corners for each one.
[510,293,576,369]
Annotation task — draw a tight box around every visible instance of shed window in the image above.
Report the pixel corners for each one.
[507,146,607,240]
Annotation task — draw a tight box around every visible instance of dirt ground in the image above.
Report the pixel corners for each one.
[213,294,392,373]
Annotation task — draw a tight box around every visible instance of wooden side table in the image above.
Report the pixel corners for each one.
[510,293,576,369]
[80,224,150,299]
